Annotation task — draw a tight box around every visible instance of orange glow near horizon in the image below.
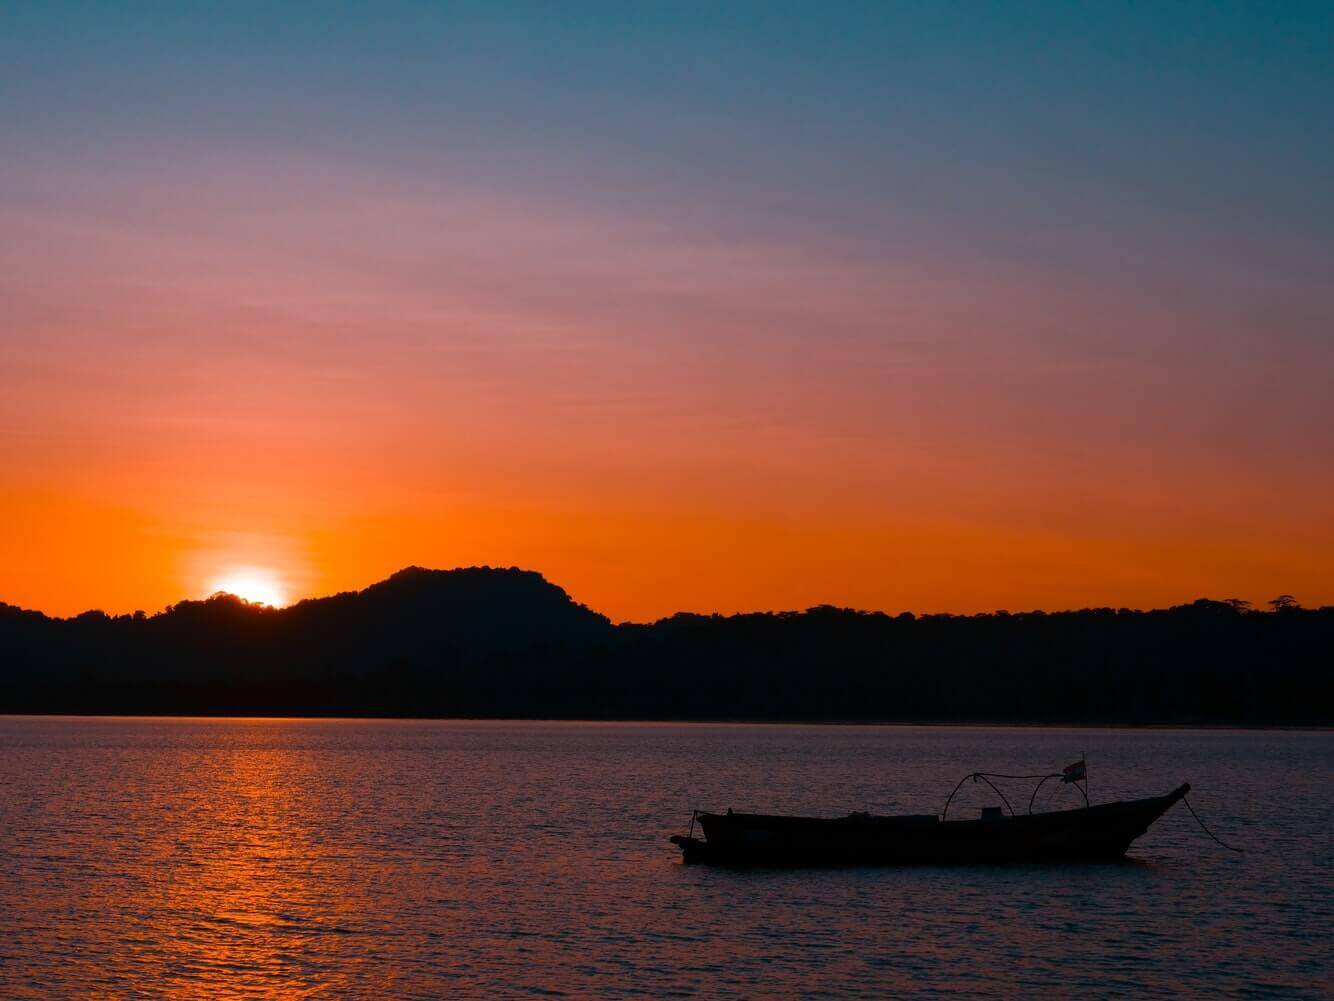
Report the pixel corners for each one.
[2,157,1332,622]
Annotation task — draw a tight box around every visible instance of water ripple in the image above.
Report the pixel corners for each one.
[1,719,1329,998]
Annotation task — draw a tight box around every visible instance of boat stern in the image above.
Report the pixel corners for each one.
[669,834,712,864]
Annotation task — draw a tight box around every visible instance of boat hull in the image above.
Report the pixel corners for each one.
[671,784,1189,866]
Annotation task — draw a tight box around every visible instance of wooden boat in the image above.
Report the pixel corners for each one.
[670,781,1190,867]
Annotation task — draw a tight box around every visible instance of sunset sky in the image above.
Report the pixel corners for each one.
[2,2,1331,620]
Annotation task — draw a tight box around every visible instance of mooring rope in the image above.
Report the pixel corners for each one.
[1182,794,1244,853]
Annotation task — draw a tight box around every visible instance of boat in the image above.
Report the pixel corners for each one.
[670,768,1190,866]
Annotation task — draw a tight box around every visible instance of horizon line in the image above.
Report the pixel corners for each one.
[1,564,1316,624]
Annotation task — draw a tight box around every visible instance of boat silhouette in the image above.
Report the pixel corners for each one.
[671,770,1190,867]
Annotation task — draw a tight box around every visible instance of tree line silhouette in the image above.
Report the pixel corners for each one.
[1,566,1329,723]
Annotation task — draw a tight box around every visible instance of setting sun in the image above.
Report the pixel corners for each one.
[209,567,288,607]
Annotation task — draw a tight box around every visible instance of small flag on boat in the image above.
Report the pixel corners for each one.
[1062,759,1086,783]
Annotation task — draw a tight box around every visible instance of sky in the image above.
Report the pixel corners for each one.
[2,1,1332,620]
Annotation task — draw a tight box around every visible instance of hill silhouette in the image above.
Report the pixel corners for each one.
[1,567,1329,723]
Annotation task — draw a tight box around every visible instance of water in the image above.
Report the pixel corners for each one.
[1,719,1329,998]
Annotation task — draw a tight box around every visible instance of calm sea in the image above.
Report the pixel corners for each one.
[1,718,1329,998]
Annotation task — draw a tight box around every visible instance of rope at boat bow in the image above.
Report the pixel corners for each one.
[1182,794,1244,853]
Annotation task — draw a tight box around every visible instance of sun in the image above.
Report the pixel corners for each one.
[209,567,288,607]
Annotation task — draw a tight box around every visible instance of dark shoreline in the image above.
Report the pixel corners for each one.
[5,567,1331,726]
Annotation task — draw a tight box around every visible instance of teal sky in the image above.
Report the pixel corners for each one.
[6,3,1331,230]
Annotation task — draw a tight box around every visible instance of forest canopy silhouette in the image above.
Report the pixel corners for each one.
[1,566,1329,724]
